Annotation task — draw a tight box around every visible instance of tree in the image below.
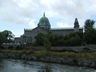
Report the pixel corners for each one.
[64,32,83,46]
[84,19,95,32]
[34,32,83,46]
[84,19,96,44]
[35,33,45,46]
[0,30,14,44]
[43,36,51,51]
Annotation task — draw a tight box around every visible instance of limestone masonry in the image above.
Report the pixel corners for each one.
[15,13,83,44]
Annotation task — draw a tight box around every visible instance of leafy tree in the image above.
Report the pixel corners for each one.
[84,19,96,44]
[64,32,83,46]
[43,36,51,51]
[84,19,95,32]
[0,30,14,44]
[35,33,45,46]
[35,32,83,46]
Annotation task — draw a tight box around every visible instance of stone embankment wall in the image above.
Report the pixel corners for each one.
[32,45,96,52]
[1,44,96,53]
[0,53,96,68]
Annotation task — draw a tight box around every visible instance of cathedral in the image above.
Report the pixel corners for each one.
[15,13,83,44]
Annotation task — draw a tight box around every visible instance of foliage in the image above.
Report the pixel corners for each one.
[64,32,83,46]
[0,30,14,44]
[34,50,48,55]
[82,47,91,53]
[84,19,96,44]
[0,49,34,54]
[35,19,96,46]
[43,36,51,51]
[84,19,95,32]
[34,32,83,46]
[35,33,45,46]
[1,49,96,60]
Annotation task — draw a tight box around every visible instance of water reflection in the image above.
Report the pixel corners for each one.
[38,64,52,72]
[0,59,96,72]
[0,59,4,70]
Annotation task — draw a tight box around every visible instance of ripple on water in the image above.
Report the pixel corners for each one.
[0,59,96,72]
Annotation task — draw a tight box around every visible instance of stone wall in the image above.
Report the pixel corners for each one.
[23,27,48,43]
[31,45,96,52]
[51,28,83,36]
[0,53,96,68]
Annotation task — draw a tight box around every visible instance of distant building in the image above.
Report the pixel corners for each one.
[15,13,83,44]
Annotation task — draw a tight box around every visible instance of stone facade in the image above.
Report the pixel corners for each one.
[15,14,83,44]
[51,28,83,36]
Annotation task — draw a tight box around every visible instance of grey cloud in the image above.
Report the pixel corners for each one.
[0,0,45,24]
[0,0,96,28]
[45,0,96,27]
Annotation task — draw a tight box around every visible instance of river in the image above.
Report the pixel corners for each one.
[0,59,96,72]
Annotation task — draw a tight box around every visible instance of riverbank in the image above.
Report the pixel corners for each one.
[0,50,96,68]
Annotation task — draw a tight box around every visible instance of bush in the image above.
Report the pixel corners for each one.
[34,32,83,46]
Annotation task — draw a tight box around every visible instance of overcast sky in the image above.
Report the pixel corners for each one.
[0,0,96,37]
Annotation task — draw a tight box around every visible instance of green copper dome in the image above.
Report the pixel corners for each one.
[40,16,49,23]
[38,13,51,30]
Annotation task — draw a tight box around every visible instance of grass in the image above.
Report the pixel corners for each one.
[0,49,96,60]
[0,49,33,54]
[34,51,96,60]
